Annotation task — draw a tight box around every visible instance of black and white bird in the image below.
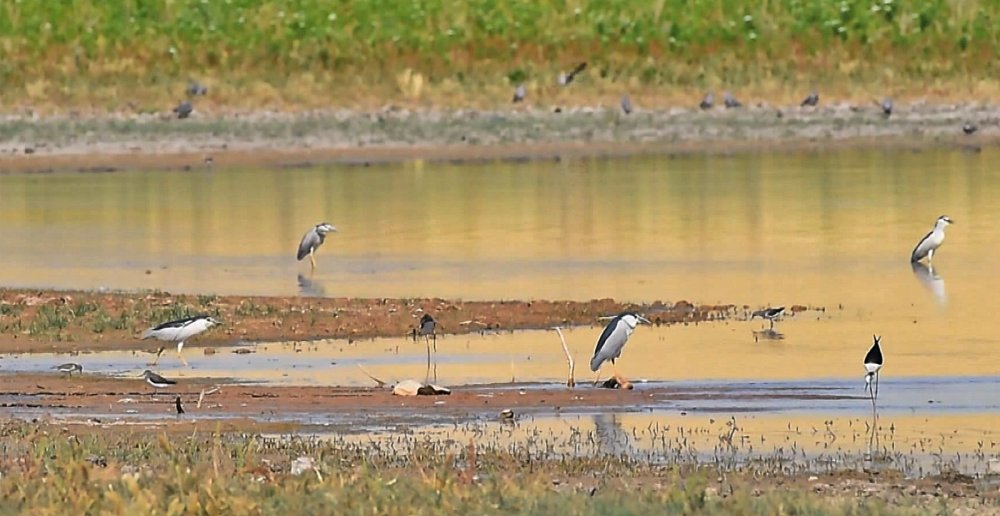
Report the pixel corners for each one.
[863,335,884,401]
[53,363,82,377]
[412,313,437,350]
[140,369,177,389]
[620,94,633,115]
[142,315,220,367]
[297,222,337,270]
[963,122,977,135]
[173,100,193,119]
[910,215,954,264]
[699,91,714,110]
[512,84,526,103]
[557,62,587,86]
[590,313,651,387]
[751,306,785,329]
[880,98,893,117]
[723,91,742,109]
[801,91,819,107]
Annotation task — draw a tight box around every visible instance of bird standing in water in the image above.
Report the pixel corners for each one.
[297,222,338,270]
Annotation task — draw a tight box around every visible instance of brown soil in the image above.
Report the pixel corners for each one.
[0,288,764,353]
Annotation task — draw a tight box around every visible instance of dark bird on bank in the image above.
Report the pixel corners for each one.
[880,98,893,117]
[173,100,193,119]
[801,91,819,107]
[186,80,208,97]
[963,122,977,135]
[175,396,185,414]
[140,370,177,389]
[412,314,437,350]
[699,91,714,110]
[512,84,526,103]
[723,91,742,109]
[558,62,587,86]
[620,94,633,115]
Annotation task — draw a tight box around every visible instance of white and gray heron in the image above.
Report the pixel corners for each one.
[590,312,651,387]
[910,215,954,264]
[751,306,785,329]
[140,369,177,389]
[297,222,337,270]
[142,314,220,367]
[863,335,884,403]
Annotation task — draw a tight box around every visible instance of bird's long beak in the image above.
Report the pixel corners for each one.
[637,316,652,325]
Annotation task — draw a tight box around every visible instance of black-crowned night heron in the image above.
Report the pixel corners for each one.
[297,222,337,270]
[590,312,650,388]
[801,91,819,107]
[143,315,220,367]
[173,100,193,119]
[620,94,633,115]
[863,335,883,402]
[557,62,587,86]
[699,91,714,110]
[53,363,82,376]
[723,91,742,109]
[910,215,954,264]
[751,306,785,329]
[512,84,526,103]
[175,396,185,414]
[140,369,177,389]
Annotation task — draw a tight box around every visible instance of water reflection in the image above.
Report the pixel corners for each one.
[297,273,326,297]
[593,414,630,456]
[753,329,785,342]
[910,261,947,306]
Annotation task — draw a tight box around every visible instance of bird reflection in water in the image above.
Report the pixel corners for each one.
[910,261,946,306]
[753,329,785,342]
[297,273,326,297]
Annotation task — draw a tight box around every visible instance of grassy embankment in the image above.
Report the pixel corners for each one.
[1,0,999,114]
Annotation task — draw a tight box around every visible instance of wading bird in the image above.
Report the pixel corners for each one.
[863,335,883,403]
[143,315,220,367]
[412,314,437,351]
[963,122,977,135]
[801,91,819,107]
[910,215,954,264]
[297,222,337,270]
[512,84,526,103]
[590,313,651,388]
[751,306,785,329]
[53,363,82,377]
[140,369,177,389]
[699,91,714,110]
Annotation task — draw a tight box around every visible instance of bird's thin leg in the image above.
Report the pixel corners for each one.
[150,347,164,366]
[425,339,432,383]
[432,333,437,353]
[309,249,317,270]
[928,249,934,264]
[177,341,189,367]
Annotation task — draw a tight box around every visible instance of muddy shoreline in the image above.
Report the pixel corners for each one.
[0,104,996,173]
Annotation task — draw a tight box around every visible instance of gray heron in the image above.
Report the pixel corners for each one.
[140,369,177,389]
[620,94,633,115]
[142,314,220,367]
[699,91,714,110]
[910,215,954,264]
[801,91,819,107]
[297,222,337,270]
[863,335,883,403]
[723,91,742,109]
[512,84,526,103]
[751,306,785,329]
[590,312,651,388]
[53,363,82,377]
[557,62,587,86]
[173,100,193,119]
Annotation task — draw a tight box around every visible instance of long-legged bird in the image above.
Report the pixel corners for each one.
[297,222,337,270]
[143,315,220,367]
[751,306,785,329]
[910,215,953,264]
[863,335,884,403]
[590,313,650,387]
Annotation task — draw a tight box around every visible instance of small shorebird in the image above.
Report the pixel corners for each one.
[620,94,633,115]
[512,84,526,103]
[880,98,893,117]
[801,91,819,107]
[140,370,177,389]
[723,91,742,109]
[751,306,785,329]
[143,315,220,366]
[699,91,714,110]
[863,335,884,402]
[53,363,82,377]
[590,313,651,388]
[910,215,954,264]
[963,122,977,135]
[557,62,587,86]
[297,222,337,270]
[173,100,193,119]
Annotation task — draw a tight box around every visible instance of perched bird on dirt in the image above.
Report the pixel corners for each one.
[53,363,82,377]
[699,91,714,110]
[620,94,633,115]
[801,91,819,107]
[143,315,220,367]
[723,91,742,109]
[963,122,977,135]
[590,313,651,389]
[173,100,193,119]
[140,369,177,389]
[750,306,785,329]
[557,62,587,86]
[880,98,893,117]
[911,215,954,264]
[297,222,338,270]
[512,84,526,103]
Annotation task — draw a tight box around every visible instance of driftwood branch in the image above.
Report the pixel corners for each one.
[551,326,576,388]
[357,364,387,388]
